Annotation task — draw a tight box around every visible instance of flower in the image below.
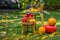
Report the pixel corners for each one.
[15,37,20,40]
[13,33,16,36]
[52,32,57,35]
[11,21,14,24]
[2,20,5,22]
[41,35,48,40]
[3,37,8,40]
[27,35,30,37]
[28,33,32,35]
[49,34,54,37]
[0,20,2,22]
[49,32,57,37]
[36,37,39,40]
[14,16,17,18]
[8,29,12,30]
[2,16,5,18]
[57,34,60,37]
[21,35,26,38]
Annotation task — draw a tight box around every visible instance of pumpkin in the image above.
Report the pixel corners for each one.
[44,25,57,33]
[29,19,36,24]
[38,27,46,35]
[48,17,56,26]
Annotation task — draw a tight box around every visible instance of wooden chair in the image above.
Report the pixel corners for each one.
[22,18,36,35]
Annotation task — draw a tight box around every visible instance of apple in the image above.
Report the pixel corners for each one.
[44,25,57,33]
[26,13,31,17]
[26,13,34,17]
[22,16,28,23]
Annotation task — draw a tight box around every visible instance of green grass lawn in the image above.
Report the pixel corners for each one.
[0,10,60,40]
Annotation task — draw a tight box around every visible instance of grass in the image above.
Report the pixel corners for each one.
[0,10,60,40]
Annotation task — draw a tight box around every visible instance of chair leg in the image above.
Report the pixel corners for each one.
[32,24,36,35]
[22,25,24,35]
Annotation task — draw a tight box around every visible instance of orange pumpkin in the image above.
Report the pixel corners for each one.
[48,17,56,26]
[38,26,46,35]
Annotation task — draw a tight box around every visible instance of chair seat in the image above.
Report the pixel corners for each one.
[22,23,33,26]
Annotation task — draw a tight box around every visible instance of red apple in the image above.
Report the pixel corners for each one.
[44,25,57,33]
[22,17,28,22]
[26,13,34,17]
[26,13,31,17]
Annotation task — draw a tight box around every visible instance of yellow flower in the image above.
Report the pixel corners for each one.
[2,16,5,18]
[15,37,19,40]
[6,26,8,27]
[27,35,30,37]
[45,36,48,37]
[35,0,37,1]
[13,33,16,36]
[0,20,2,22]
[18,22,21,24]
[29,36,32,38]
[49,32,58,37]
[3,37,8,40]
[5,20,8,22]
[49,34,54,37]
[56,32,59,34]
[41,36,45,40]
[11,21,14,23]
[41,36,48,40]
[10,20,14,22]
[8,28,12,30]
[14,16,17,18]
[28,33,32,35]
[21,35,26,38]
[7,16,10,18]
[36,37,39,40]
[2,20,5,22]
[34,2,36,4]
[57,34,60,36]
[52,32,57,35]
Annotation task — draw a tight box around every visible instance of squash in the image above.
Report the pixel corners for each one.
[48,17,56,26]
[44,25,57,33]
[30,7,38,12]
[38,27,46,35]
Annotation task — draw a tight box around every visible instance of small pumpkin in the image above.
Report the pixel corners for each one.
[48,17,56,26]
[34,9,38,12]
[30,7,38,12]
[29,19,36,24]
[30,7,35,12]
[38,26,46,35]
